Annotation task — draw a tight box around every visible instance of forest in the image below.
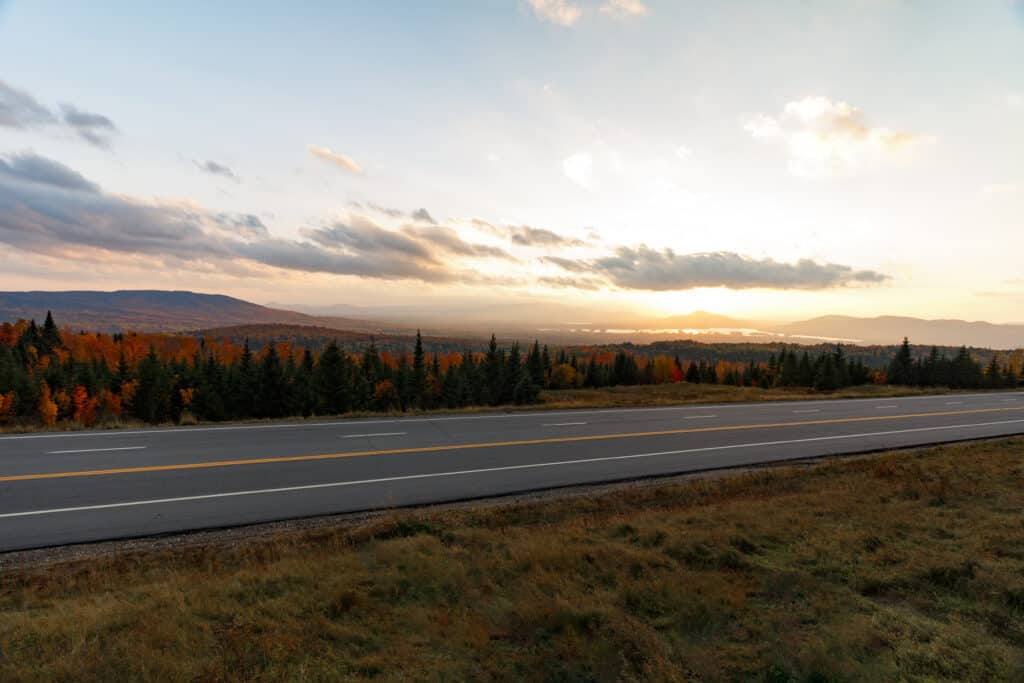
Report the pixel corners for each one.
[0,313,1021,429]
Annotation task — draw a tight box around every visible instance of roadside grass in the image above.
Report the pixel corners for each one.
[2,438,1023,681]
[0,383,967,435]
[537,382,957,409]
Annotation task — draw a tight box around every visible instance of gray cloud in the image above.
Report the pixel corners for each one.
[365,202,404,218]
[211,213,269,239]
[306,217,436,261]
[0,152,890,294]
[473,219,587,247]
[0,81,117,148]
[0,152,454,282]
[196,160,238,181]
[582,247,888,291]
[411,207,436,224]
[537,276,604,291]
[0,81,56,128]
[404,225,515,260]
[60,104,118,148]
[0,152,101,193]
[539,255,589,273]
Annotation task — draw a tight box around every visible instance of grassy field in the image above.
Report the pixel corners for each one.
[2,438,1023,681]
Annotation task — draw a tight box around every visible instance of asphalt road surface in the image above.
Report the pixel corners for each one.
[2,391,1023,552]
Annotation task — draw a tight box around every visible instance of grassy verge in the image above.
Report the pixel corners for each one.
[538,382,957,409]
[0,383,965,435]
[2,439,1023,681]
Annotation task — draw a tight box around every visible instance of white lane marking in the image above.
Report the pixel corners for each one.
[1003,399,1017,402]
[2,391,1022,441]
[46,446,146,455]
[4,418,1024,519]
[340,432,407,439]
[684,415,718,419]
[543,422,587,427]
[793,409,820,414]
[946,401,963,405]
[876,405,898,409]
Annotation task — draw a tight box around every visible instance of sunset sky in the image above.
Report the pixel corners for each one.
[1,1,1022,322]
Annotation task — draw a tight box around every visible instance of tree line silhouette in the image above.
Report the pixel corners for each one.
[0,314,1020,428]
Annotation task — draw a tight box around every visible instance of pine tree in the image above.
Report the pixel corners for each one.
[888,337,914,385]
[412,330,426,409]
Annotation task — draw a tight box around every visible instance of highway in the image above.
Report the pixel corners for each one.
[1,391,1023,552]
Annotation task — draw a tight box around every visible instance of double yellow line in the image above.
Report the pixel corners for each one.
[3,405,1023,483]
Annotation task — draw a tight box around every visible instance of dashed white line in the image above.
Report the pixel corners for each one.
[47,446,146,455]
[6,418,1024,520]
[340,432,407,439]
[876,405,898,409]
[1003,399,1017,402]
[792,409,820,414]
[543,422,588,427]
[684,415,718,419]
[946,401,963,405]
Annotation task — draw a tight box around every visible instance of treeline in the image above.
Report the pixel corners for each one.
[0,315,1021,428]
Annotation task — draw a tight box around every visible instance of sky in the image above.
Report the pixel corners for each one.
[0,0,1022,323]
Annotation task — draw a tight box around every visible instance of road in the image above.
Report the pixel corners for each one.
[1,391,1023,552]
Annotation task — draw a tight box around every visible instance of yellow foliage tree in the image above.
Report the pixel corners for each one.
[37,382,58,427]
[549,363,578,390]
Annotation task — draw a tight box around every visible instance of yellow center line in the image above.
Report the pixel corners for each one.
[3,406,1023,483]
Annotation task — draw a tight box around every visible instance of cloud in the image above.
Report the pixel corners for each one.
[562,152,594,190]
[745,96,926,178]
[0,152,491,284]
[527,0,583,26]
[0,81,56,128]
[0,152,100,193]
[306,216,435,261]
[308,145,363,174]
[474,219,588,247]
[404,225,515,260]
[411,207,437,224]
[600,0,650,17]
[0,152,893,296]
[60,104,117,148]
[1007,91,1024,111]
[539,255,590,272]
[211,213,268,239]
[196,160,238,181]
[0,81,118,148]
[537,276,604,291]
[550,246,888,291]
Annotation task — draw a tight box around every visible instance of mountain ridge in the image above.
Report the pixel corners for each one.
[2,290,1022,349]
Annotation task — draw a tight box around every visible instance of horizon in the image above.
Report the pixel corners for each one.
[1,2,1022,324]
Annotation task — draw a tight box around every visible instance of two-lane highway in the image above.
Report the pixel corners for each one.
[1,391,1023,552]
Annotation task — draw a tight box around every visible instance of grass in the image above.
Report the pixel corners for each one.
[538,382,958,409]
[2,438,1023,681]
[0,383,966,435]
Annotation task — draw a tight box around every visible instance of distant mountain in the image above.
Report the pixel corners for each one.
[4,291,1021,350]
[0,290,324,332]
[779,315,1024,349]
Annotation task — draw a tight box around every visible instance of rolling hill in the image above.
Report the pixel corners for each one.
[779,315,1024,349]
[0,290,332,333]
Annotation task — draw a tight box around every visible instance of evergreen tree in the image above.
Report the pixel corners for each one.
[412,330,426,408]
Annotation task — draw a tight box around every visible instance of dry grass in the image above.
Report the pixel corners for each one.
[539,382,956,409]
[2,438,1023,681]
